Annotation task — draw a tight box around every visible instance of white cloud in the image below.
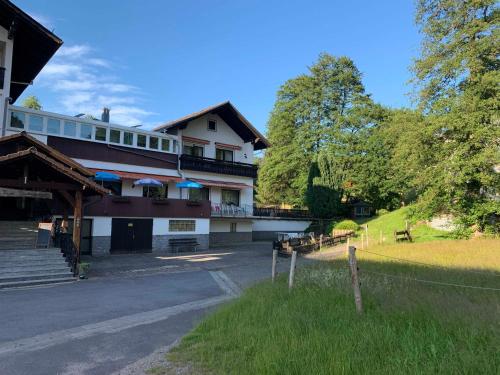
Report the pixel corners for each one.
[35,44,153,126]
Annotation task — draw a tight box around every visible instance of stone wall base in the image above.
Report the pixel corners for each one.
[152,234,209,253]
[209,231,252,247]
[91,236,111,256]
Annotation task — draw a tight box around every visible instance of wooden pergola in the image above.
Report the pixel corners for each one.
[0,132,108,257]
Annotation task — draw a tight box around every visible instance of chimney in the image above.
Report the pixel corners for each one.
[101,107,110,123]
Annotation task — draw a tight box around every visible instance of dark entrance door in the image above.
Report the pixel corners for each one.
[55,218,93,255]
[111,218,153,253]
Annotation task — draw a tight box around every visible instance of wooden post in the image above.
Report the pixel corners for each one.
[345,237,350,256]
[405,220,409,231]
[288,250,297,290]
[72,190,83,264]
[365,224,369,248]
[348,246,363,313]
[271,249,277,283]
[319,234,323,250]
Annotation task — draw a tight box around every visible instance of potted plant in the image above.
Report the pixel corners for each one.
[78,262,90,279]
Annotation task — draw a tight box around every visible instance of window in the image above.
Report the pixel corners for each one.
[221,189,240,205]
[230,222,237,233]
[169,220,196,232]
[95,126,107,141]
[47,118,61,134]
[189,187,209,201]
[80,124,92,139]
[29,115,44,132]
[137,134,146,147]
[207,119,217,131]
[216,148,234,162]
[110,129,121,143]
[149,136,159,149]
[123,131,133,145]
[10,111,25,129]
[183,144,204,157]
[64,121,77,137]
[161,138,170,152]
[143,185,167,199]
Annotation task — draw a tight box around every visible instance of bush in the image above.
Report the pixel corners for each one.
[377,209,389,216]
[333,220,359,232]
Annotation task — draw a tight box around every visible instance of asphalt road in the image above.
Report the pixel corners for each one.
[0,242,310,375]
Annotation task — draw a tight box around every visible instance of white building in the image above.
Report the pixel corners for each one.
[0,0,312,256]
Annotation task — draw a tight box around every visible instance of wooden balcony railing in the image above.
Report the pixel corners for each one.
[252,206,313,219]
[180,154,258,178]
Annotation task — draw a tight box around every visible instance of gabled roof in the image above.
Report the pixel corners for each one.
[0,132,92,177]
[0,0,63,101]
[0,147,108,195]
[153,101,270,150]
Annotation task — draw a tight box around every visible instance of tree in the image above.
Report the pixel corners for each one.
[21,96,42,110]
[411,0,500,232]
[257,53,380,208]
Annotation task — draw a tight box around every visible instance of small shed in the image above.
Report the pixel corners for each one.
[348,200,373,218]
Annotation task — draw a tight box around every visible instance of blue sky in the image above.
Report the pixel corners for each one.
[16,0,421,133]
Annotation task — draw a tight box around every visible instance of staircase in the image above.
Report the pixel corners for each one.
[0,221,76,289]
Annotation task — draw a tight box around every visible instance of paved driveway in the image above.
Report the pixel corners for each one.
[0,242,320,375]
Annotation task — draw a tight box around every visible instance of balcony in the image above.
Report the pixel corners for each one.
[180,154,258,178]
[252,206,312,219]
[82,195,211,218]
[211,203,253,218]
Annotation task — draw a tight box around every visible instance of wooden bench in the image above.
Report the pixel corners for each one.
[394,229,412,242]
[169,238,199,253]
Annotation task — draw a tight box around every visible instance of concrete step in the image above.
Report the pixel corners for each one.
[0,248,62,255]
[0,267,72,277]
[0,277,76,289]
[0,260,69,270]
[0,271,73,283]
[0,254,65,262]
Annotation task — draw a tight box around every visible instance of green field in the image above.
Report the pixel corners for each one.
[355,206,452,243]
[152,237,500,374]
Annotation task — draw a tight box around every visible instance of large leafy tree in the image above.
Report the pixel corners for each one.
[257,53,379,208]
[411,0,500,231]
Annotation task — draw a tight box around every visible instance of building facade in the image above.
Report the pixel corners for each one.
[0,0,312,256]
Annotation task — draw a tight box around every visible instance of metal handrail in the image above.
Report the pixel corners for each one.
[211,203,253,217]
[54,232,79,276]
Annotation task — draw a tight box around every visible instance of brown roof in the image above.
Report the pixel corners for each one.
[0,132,93,177]
[0,0,63,101]
[0,147,108,195]
[153,101,270,150]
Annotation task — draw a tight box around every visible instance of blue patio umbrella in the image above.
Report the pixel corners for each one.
[133,178,163,187]
[176,180,203,199]
[94,171,121,182]
[134,178,163,197]
[175,180,203,189]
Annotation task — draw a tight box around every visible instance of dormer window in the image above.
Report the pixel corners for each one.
[207,119,217,132]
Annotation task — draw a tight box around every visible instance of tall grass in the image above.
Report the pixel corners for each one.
[164,238,500,375]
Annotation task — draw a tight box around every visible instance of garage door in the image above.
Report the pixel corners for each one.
[110,218,153,253]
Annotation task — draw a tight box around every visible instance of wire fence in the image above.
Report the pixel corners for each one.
[356,249,500,277]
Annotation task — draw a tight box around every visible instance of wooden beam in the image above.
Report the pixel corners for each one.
[58,190,75,207]
[0,187,52,199]
[73,190,83,264]
[0,179,80,191]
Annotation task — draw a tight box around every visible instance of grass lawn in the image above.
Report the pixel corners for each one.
[355,206,452,244]
[155,238,500,375]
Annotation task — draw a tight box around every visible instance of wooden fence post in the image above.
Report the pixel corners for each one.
[348,246,363,314]
[288,250,297,290]
[319,234,323,250]
[365,224,369,248]
[345,237,350,256]
[272,249,278,283]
